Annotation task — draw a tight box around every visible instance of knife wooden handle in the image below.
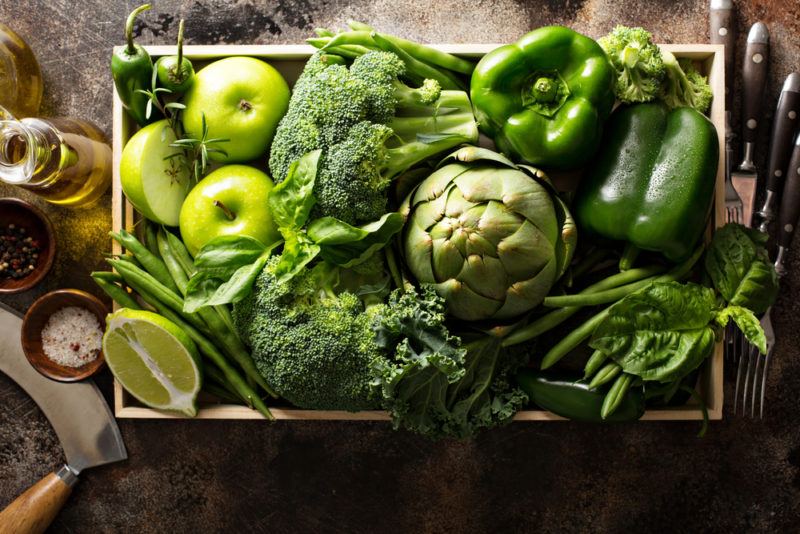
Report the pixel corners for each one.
[0,468,76,534]
[741,22,769,146]
[766,73,800,194]
[778,134,800,249]
[709,0,735,111]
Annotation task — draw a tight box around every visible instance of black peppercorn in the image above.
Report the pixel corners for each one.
[0,224,40,280]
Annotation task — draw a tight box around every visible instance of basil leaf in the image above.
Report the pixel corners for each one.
[193,235,269,278]
[308,212,404,267]
[705,223,779,314]
[590,282,718,382]
[274,234,321,284]
[716,305,767,355]
[184,250,275,312]
[269,149,321,232]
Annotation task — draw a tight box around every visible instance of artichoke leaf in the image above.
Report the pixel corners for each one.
[460,254,509,301]
[436,278,504,321]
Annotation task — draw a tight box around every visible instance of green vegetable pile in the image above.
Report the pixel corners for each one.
[102,14,776,439]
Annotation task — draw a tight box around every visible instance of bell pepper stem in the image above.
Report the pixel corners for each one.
[619,243,640,271]
[125,4,151,55]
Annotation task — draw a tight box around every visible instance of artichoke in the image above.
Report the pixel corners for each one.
[400,147,576,321]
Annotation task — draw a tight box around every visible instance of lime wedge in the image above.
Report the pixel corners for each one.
[103,309,202,416]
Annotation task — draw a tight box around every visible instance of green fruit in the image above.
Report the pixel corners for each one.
[120,120,191,226]
[179,164,280,256]
[182,56,290,163]
[103,308,202,416]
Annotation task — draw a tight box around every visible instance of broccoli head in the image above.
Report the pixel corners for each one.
[268,51,478,225]
[599,25,665,104]
[661,51,713,114]
[233,257,383,411]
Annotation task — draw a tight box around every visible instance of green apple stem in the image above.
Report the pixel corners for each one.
[213,200,236,221]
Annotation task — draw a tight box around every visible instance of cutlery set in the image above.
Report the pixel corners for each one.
[711,0,800,418]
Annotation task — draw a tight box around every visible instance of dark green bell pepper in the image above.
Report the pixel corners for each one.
[573,102,719,263]
[470,26,615,169]
[516,369,645,422]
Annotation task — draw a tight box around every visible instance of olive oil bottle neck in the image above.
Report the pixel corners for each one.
[0,112,51,185]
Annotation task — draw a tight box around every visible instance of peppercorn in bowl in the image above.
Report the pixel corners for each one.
[0,197,55,294]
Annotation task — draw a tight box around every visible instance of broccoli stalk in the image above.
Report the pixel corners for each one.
[599,25,665,104]
[660,50,713,114]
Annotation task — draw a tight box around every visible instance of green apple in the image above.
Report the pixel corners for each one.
[182,56,290,163]
[179,165,280,256]
[120,120,191,226]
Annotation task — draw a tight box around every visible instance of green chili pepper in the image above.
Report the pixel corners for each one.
[156,19,194,94]
[516,369,645,422]
[111,4,161,126]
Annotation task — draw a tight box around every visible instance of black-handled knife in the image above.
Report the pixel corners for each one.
[709,0,735,112]
[757,72,800,233]
[738,22,770,172]
[775,132,800,276]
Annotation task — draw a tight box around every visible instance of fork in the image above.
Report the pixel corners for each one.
[734,310,774,418]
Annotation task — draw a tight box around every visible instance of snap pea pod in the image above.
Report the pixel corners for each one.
[601,373,636,420]
[587,361,622,389]
[583,349,608,380]
[370,32,463,90]
[110,230,179,293]
[144,222,160,257]
[107,259,210,335]
[133,284,274,420]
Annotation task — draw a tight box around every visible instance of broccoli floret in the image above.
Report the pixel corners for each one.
[233,258,383,411]
[660,50,713,114]
[599,25,665,104]
[269,51,478,225]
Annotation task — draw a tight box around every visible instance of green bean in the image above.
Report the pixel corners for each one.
[502,265,664,347]
[92,270,124,284]
[204,362,244,403]
[92,274,142,311]
[601,373,634,420]
[583,349,607,380]
[108,259,210,335]
[135,286,274,420]
[568,248,613,284]
[371,31,463,90]
[540,308,610,370]
[544,275,668,307]
[110,229,179,293]
[318,30,378,51]
[313,27,336,38]
[164,230,196,276]
[347,20,373,31]
[202,382,241,404]
[588,361,622,389]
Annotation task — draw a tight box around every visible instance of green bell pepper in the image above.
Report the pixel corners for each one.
[573,102,719,264]
[470,26,615,169]
[516,369,645,422]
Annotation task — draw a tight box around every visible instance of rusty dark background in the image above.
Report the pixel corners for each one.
[1,0,800,532]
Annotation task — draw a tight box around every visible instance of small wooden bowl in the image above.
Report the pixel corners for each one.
[0,197,56,294]
[21,289,108,382]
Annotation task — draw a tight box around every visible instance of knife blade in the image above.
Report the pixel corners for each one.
[732,22,770,227]
[774,132,800,276]
[0,301,126,533]
[757,73,800,233]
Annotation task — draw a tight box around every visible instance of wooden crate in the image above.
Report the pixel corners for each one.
[113,43,726,422]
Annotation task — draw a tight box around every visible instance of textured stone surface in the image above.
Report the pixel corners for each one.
[1,1,800,532]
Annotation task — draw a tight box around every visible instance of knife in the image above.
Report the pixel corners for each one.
[774,132,800,276]
[0,301,126,533]
[757,73,800,233]
[709,0,735,112]
[732,22,770,227]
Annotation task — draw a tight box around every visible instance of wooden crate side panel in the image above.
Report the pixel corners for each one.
[113,44,725,422]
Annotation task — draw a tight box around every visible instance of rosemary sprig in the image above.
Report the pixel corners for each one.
[135,66,185,134]
[169,113,229,181]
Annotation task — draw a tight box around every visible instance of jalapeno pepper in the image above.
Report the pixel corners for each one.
[516,368,645,422]
[156,19,194,94]
[111,4,160,126]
